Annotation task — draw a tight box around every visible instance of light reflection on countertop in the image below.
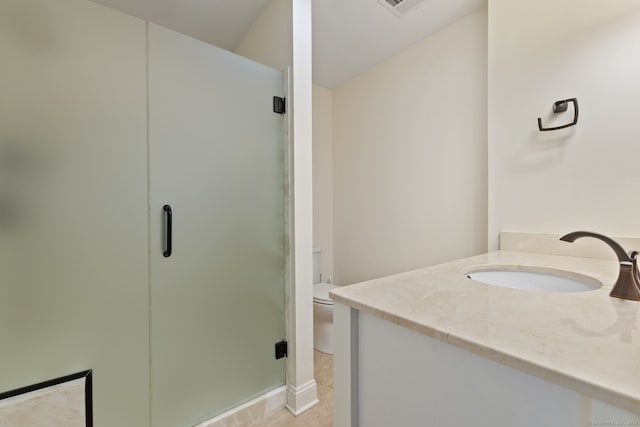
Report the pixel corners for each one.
[559,297,639,343]
[330,250,640,414]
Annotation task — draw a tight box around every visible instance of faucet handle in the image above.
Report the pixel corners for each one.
[560,231,640,301]
[560,231,632,263]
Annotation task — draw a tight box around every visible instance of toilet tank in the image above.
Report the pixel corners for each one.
[313,248,321,284]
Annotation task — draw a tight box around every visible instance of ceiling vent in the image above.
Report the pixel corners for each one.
[378,0,426,17]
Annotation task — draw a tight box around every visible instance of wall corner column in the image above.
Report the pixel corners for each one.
[286,0,318,415]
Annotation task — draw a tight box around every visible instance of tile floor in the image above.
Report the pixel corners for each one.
[255,351,333,426]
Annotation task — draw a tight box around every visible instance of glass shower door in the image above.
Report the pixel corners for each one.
[148,23,286,427]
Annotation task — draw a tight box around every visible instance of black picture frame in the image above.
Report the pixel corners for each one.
[0,370,93,427]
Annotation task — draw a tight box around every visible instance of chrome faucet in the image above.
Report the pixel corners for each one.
[560,231,640,301]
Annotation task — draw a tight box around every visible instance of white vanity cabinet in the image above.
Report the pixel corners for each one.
[336,307,639,427]
[332,250,640,427]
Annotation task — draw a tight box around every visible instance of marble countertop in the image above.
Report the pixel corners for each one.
[330,250,640,414]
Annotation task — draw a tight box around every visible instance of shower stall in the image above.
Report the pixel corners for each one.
[0,0,287,425]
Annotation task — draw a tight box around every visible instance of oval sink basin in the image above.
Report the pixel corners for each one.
[465,268,601,293]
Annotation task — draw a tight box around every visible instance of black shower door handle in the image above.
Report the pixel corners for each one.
[163,205,172,257]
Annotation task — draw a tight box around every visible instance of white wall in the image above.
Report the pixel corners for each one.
[312,84,334,284]
[488,0,640,250]
[332,7,488,286]
[235,0,292,71]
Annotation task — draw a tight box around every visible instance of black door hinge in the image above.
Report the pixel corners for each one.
[275,340,288,359]
[273,96,286,114]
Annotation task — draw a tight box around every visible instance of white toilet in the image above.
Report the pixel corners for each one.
[313,248,338,354]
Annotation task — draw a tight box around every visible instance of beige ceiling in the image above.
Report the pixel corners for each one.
[91,0,486,89]
[313,0,486,88]
[91,0,272,51]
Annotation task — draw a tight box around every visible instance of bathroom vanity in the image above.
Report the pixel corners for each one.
[331,233,640,427]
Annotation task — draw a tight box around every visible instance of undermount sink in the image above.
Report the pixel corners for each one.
[465,267,602,293]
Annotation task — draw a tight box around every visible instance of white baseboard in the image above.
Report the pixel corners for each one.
[285,380,319,416]
[197,386,287,427]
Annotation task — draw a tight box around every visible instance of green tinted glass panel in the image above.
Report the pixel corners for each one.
[0,0,149,425]
[148,23,286,427]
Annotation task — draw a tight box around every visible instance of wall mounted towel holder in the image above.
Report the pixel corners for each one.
[537,98,579,131]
